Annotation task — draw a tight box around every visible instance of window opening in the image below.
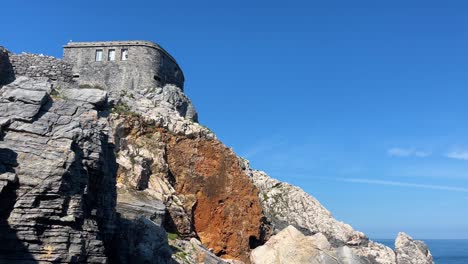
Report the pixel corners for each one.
[108,49,115,61]
[121,49,128,61]
[95,50,103,61]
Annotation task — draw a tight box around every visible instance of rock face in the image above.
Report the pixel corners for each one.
[242,162,398,264]
[0,44,434,264]
[166,134,266,261]
[112,216,173,264]
[251,225,339,264]
[122,83,198,122]
[0,76,117,263]
[112,116,267,263]
[242,162,367,246]
[251,225,399,264]
[395,233,433,264]
[0,46,14,85]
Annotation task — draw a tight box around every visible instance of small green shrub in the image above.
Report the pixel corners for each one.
[111,101,140,117]
[167,232,179,241]
[50,88,62,99]
[78,84,92,89]
[79,83,105,90]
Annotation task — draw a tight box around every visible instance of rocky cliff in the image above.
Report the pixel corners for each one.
[0,75,116,263]
[0,46,433,264]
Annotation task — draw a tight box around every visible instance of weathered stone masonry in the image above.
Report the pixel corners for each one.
[9,52,73,82]
[63,41,185,101]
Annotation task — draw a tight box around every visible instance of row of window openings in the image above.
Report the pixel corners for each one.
[95,49,128,62]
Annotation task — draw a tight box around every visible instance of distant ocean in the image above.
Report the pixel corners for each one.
[376,239,468,264]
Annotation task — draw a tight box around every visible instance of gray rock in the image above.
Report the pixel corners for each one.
[0,76,117,263]
[2,86,47,104]
[241,159,397,264]
[113,216,173,264]
[62,88,108,107]
[117,193,167,225]
[8,52,73,82]
[250,225,340,264]
[0,46,14,85]
[395,232,433,264]
[241,159,367,246]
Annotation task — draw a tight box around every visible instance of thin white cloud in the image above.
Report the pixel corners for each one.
[413,151,432,158]
[241,135,287,159]
[387,148,431,158]
[446,151,468,161]
[341,178,468,193]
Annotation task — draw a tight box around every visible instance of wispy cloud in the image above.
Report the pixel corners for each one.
[446,151,468,161]
[387,148,431,158]
[241,134,287,159]
[341,178,468,193]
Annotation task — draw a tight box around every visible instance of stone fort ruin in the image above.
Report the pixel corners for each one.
[63,40,184,93]
[1,40,196,120]
[2,40,184,96]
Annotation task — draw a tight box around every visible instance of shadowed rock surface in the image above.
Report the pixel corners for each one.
[0,76,117,263]
[0,47,14,85]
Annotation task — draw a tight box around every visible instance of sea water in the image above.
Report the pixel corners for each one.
[376,239,468,264]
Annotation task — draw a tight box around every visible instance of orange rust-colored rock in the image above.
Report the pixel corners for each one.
[166,136,264,262]
[112,116,266,263]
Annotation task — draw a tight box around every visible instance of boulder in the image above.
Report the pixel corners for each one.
[242,160,367,246]
[62,88,108,107]
[395,232,433,264]
[250,225,339,264]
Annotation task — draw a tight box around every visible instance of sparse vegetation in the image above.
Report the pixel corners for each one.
[167,232,179,241]
[174,251,188,259]
[111,101,140,117]
[129,155,136,166]
[199,124,214,134]
[79,83,104,90]
[50,88,63,99]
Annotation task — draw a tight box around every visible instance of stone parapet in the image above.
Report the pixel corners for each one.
[9,53,73,82]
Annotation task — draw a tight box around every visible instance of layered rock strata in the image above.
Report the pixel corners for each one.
[0,76,116,263]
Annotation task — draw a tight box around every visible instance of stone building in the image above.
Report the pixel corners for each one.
[63,41,185,98]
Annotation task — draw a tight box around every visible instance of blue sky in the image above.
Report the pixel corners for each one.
[2,0,468,239]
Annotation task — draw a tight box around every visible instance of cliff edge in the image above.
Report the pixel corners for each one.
[0,45,433,264]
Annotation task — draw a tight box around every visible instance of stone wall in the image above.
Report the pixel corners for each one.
[0,46,14,85]
[9,52,73,82]
[63,41,184,102]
